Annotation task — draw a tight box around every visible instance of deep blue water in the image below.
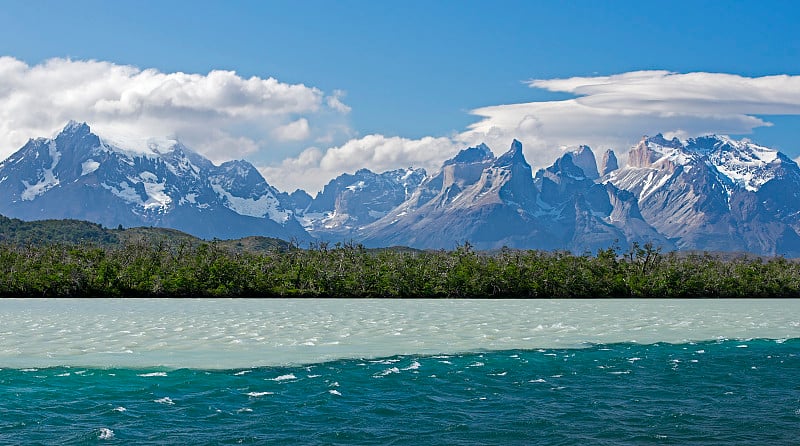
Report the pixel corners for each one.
[1,339,798,445]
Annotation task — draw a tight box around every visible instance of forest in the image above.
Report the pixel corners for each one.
[1,235,798,298]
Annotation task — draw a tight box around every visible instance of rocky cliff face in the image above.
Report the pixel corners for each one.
[355,140,667,252]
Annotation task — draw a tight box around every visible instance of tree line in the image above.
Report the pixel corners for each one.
[0,239,797,298]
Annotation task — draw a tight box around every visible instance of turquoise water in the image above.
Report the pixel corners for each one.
[1,339,798,444]
[1,299,799,444]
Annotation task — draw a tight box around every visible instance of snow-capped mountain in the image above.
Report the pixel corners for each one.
[357,140,551,249]
[2,122,799,256]
[352,141,666,252]
[604,134,800,255]
[298,167,426,237]
[0,122,310,241]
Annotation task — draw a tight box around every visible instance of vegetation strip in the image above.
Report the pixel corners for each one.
[1,238,797,298]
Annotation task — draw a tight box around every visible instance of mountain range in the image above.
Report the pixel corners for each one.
[1,121,799,256]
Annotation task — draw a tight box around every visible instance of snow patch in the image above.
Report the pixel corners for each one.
[139,177,172,211]
[81,159,100,176]
[99,133,179,157]
[101,181,143,206]
[298,212,327,231]
[211,182,290,223]
[707,139,779,192]
[21,140,61,200]
[346,180,366,191]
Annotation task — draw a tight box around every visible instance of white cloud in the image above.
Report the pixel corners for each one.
[272,118,311,142]
[261,134,460,193]
[532,71,800,115]
[326,90,352,113]
[0,56,350,162]
[463,71,800,173]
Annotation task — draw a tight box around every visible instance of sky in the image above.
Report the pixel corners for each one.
[0,0,799,193]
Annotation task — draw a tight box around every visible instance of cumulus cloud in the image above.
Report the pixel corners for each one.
[272,118,311,142]
[0,56,350,163]
[326,90,352,113]
[261,134,460,193]
[463,71,800,172]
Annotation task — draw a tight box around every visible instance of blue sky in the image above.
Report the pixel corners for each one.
[1,0,799,192]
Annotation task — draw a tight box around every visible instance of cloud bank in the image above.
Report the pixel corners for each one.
[0,56,350,164]
[261,134,460,193]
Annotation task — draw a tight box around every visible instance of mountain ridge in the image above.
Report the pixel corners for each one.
[2,122,799,256]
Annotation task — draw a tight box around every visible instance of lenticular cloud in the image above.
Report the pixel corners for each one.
[0,56,349,162]
[463,71,800,174]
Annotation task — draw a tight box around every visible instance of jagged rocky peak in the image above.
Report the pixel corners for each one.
[568,145,599,179]
[627,136,662,168]
[494,139,528,167]
[444,143,495,166]
[600,149,619,176]
[438,143,497,191]
[62,120,92,135]
[212,159,272,199]
[552,152,586,178]
[217,159,261,180]
[626,134,683,168]
[287,189,313,211]
[686,134,785,192]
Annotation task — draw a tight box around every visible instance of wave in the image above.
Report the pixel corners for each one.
[1,340,798,444]
[1,298,798,369]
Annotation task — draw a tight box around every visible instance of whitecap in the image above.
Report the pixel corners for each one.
[529,378,546,383]
[401,361,421,371]
[138,372,167,377]
[375,367,400,377]
[271,373,297,381]
[737,344,749,348]
[154,396,174,405]
[328,389,342,396]
[233,370,252,376]
[98,428,114,440]
[246,392,274,397]
[112,406,126,412]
